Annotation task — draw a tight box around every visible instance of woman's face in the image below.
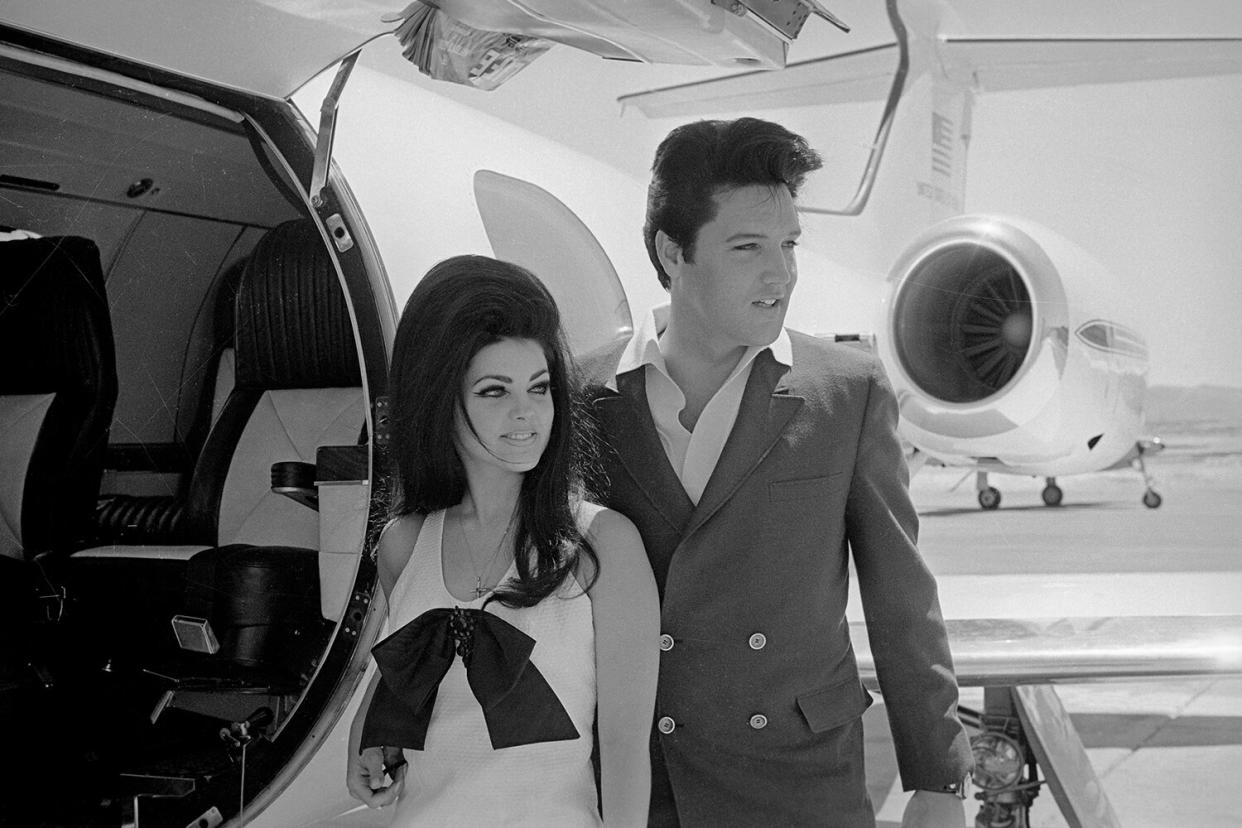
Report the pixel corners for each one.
[455,337,555,477]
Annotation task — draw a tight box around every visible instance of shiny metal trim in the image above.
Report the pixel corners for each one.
[854,615,1242,689]
[0,42,242,123]
[310,51,359,208]
[799,0,907,216]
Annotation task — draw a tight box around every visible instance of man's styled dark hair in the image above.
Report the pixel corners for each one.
[387,255,595,607]
[643,117,823,289]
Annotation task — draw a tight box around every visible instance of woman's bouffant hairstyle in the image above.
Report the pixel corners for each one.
[386,255,595,607]
[644,117,823,289]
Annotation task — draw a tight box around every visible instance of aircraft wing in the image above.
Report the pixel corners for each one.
[853,613,1242,824]
[852,615,1242,689]
[941,37,1242,91]
[619,43,900,116]
[620,36,1242,117]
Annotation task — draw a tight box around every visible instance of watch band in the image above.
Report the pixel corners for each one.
[933,774,971,800]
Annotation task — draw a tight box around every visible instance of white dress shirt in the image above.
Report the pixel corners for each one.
[611,305,792,505]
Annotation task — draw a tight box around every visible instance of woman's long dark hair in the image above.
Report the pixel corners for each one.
[387,255,596,607]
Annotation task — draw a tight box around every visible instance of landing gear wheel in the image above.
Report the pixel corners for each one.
[1143,489,1162,509]
[978,487,1002,510]
[1041,484,1063,507]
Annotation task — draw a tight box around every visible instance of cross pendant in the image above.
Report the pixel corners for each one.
[472,576,488,598]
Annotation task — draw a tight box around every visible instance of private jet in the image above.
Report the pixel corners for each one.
[2,2,1241,827]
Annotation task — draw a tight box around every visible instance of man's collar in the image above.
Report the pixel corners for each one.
[613,304,669,382]
[608,303,792,389]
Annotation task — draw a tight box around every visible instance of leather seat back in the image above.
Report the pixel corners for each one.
[0,236,116,559]
[182,220,364,549]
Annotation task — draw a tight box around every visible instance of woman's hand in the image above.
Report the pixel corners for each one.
[346,745,405,808]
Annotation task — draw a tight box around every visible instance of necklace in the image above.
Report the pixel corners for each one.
[457,507,517,598]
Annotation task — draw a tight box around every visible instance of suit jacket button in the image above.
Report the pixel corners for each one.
[748,714,768,730]
[658,716,676,735]
[659,634,675,651]
[748,633,766,650]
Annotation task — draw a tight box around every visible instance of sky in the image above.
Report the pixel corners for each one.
[312,0,1242,389]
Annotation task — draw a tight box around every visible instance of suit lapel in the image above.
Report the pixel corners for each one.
[686,350,804,538]
[595,369,696,532]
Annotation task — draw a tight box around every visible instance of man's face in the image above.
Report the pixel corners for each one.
[663,183,801,353]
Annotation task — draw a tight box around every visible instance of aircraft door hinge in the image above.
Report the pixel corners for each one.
[310,50,360,209]
[324,213,354,253]
[710,0,850,38]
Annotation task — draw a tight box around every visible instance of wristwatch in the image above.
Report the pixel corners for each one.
[931,774,971,800]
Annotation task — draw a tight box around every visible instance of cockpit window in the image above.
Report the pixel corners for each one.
[1076,320,1149,359]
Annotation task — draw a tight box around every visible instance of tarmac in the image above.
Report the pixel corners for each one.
[863,433,1242,827]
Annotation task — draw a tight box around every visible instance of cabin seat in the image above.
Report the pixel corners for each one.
[0,234,116,722]
[70,219,365,675]
[0,235,117,564]
[93,255,248,545]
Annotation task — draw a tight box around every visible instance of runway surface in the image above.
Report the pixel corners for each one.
[864,416,1242,826]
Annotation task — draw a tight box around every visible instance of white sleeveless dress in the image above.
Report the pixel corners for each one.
[385,509,601,827]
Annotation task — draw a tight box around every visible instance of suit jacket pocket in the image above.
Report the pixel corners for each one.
[768,472,846,502]
[797,677,874,733]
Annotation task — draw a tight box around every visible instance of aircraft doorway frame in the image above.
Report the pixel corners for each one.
[0,27,400,822]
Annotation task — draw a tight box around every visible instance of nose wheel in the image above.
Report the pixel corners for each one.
[1133,440,1163,509]
[976,472,1002,510]
[1041,478,1063,507]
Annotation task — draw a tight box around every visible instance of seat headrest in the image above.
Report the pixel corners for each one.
[0,236,116,396]
[234,220,361,390]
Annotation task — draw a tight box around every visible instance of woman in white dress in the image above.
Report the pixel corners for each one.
[345,255,658,826]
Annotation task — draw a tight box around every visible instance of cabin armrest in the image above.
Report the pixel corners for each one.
[271,461,318,510]
[271,446,367,511]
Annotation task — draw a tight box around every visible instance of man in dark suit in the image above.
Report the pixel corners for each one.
[586,118,972,826]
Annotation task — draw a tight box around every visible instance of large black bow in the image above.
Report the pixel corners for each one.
[360,606,580,751]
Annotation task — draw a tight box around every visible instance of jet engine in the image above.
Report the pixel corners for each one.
[877,215,1149,476]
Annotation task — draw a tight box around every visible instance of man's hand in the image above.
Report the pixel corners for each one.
[346,745,405,808]
[901,789,966,827]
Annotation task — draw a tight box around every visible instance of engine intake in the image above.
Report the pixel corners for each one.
[893,243,1033,403]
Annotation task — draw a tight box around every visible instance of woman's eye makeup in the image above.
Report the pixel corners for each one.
[470,371,550,398]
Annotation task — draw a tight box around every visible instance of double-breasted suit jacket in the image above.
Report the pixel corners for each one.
[587,330,972,826]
